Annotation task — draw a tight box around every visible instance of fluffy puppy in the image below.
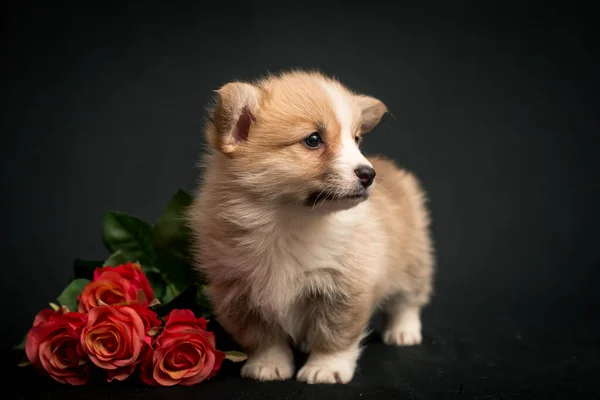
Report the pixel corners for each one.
[187,70,434,384]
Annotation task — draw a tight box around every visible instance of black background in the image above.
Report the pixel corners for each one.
[2,1,599,398]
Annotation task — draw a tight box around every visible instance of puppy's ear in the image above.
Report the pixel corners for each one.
[207,82,260,154]
[355,95,388,134]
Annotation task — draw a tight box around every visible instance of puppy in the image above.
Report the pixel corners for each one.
[187,70,434,384]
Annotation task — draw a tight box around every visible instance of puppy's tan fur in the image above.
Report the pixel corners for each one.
[187,70,435,384]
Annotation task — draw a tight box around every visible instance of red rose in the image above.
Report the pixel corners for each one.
[25,308,89,385]
[123,302,163,341]
[78,262,154,313]
[140,309,225,386]
[80,304,161,382]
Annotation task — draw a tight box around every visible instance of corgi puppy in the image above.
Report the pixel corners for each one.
[187,70,434,384]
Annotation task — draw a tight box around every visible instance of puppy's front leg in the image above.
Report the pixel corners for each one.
[216,298,295,381]
[297,292,371,384]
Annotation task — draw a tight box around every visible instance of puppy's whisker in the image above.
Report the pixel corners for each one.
[312,185,330,209]
[373,181,392,196]
[314,183,336,210]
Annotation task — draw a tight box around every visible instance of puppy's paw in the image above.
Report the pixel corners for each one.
[241,361,294,381]
[240,344,295,381]
[296,364,353,384]
[382,318,422,346]
[296,351,357,384]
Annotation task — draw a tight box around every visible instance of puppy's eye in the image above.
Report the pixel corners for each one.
[354,136,361,144]
[303,132,323,148]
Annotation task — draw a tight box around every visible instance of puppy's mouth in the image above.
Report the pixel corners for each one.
[305,190,367,205]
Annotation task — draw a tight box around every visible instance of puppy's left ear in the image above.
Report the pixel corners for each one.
[355,95,388,134]
[207,82,261,154]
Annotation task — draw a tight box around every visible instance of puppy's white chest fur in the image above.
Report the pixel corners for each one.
[229,204,374,341]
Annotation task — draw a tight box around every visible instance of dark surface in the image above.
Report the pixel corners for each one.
[2,1,599,398]
[6,313,600,399]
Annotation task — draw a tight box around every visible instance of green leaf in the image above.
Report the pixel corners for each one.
[73,258,104,279]
[102,212,156,266]
[152,190,194,262]
[17,358,32,367]
[57,278,90,312]
[152,190,196,290]
[224,351,247,362]
[12,334,27,351]
[156,255,193,293]
[160,283,177,304]
[146,269,166,301]
[103,249,133,267]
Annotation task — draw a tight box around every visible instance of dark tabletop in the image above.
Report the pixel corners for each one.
[6,302,600,399]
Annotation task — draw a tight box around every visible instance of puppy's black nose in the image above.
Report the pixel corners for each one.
[354,166,376,188]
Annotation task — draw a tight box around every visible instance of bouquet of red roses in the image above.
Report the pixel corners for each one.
[14,190,246,386]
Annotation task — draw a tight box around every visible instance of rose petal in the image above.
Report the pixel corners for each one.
[65,375,88,386]
[32,309,57,327]
[25,328,44,367]
[209,348,226,378]
[38,340,54,372]
[161,310,208,337]
[152,349,179,387]
[139,347,159,386]
[107,363,137,382]
[170,344,199,370]
[182,349,214,386]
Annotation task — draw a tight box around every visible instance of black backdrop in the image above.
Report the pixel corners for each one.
[2,1,599,398]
